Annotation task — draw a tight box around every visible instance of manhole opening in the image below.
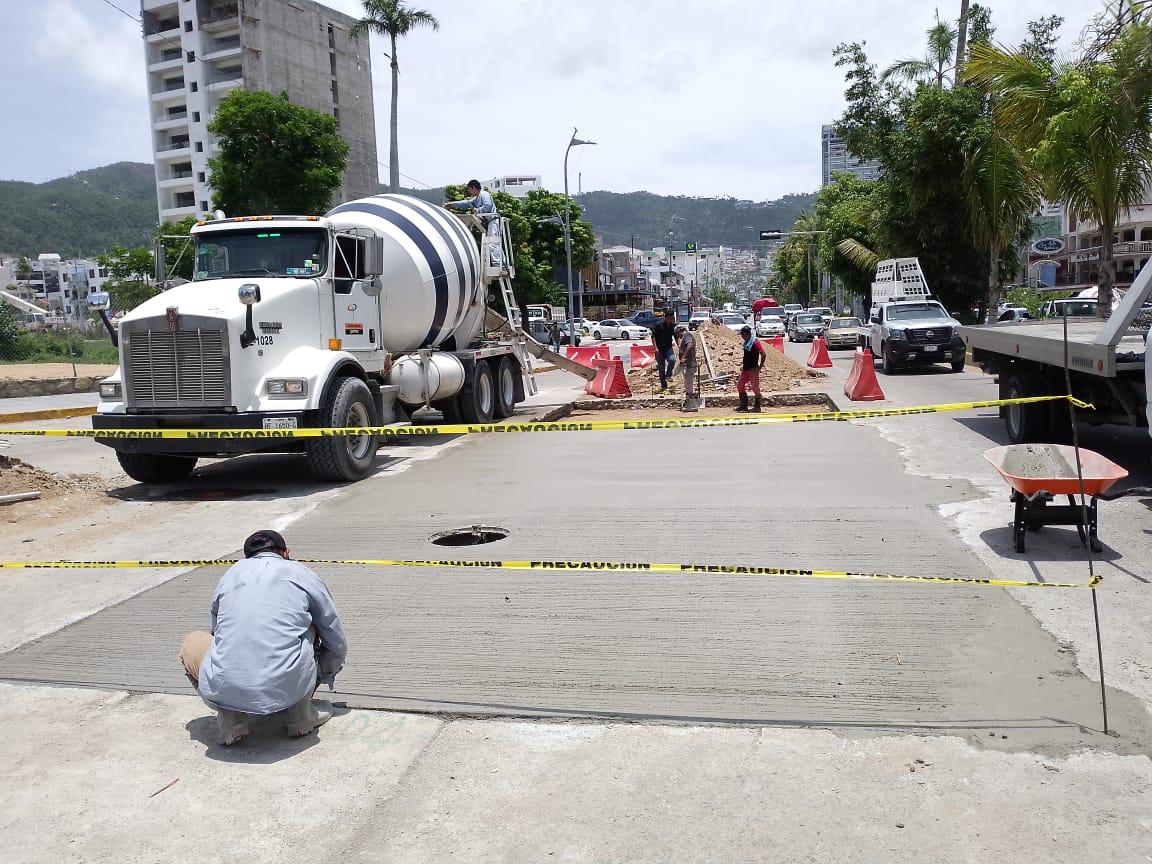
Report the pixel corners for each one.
[430,526,510,547]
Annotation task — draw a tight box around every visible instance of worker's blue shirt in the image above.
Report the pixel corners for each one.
[197,552,348,715]
[446,190,496,214]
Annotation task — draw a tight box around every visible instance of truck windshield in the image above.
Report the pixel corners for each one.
[887,304,947,321]
[193,228,327,280]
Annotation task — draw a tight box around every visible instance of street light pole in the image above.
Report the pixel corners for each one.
[564,128,596,324]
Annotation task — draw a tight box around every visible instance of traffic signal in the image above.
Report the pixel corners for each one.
[685,242,697,253]
[759,230,783,241]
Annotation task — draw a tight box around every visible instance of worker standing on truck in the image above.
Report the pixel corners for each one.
[736,325,766,413]
[177,530,348,746]
[652,310,677,391]
[445,180,496,216]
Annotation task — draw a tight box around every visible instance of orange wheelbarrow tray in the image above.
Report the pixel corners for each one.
[983,444,1129,554]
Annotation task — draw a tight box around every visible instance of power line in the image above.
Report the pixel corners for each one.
[96,0,140,23]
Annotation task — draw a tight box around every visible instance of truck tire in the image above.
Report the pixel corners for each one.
[493,357,517,419]
[306,377,380,482]
[1005,373,1049,444]
[116,451,197,484]
[951,357,966,373]
[458,361,495,423]
[881,343,899,375]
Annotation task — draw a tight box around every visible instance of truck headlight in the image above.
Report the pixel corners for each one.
[888,327,906,340]
[266,378,307,397]
[99,382,122,400]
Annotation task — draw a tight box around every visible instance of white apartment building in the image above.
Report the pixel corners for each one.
[141,0,378,222]
[821,124,881,186]
[1,254,114,327]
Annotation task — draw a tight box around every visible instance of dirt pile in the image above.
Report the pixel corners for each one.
[0,454,107,498]
[627,322,823,395]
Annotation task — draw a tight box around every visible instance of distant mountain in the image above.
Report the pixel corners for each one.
[0,162,158,258]
[575,190,817,251]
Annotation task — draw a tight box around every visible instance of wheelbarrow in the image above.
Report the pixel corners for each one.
[983,444,1133,554]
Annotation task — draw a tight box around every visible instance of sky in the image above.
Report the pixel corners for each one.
[0,0,1106,200]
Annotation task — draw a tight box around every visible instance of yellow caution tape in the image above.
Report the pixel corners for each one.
[0,395,1093,439]
[0,556,1101,589]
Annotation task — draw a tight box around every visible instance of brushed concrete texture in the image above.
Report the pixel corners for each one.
[1,422,1148,754]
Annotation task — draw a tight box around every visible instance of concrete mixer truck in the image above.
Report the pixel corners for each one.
[90,194,566,483]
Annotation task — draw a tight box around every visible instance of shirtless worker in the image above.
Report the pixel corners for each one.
[178,530,348,746]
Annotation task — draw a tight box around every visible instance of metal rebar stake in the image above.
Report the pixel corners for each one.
[1063,310,1109,734]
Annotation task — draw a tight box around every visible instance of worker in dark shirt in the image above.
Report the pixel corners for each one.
[651,310,677,391]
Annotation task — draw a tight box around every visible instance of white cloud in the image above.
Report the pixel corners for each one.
[34,0,145,99]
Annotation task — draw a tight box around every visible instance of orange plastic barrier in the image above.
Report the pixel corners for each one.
[806,335,833,369]
[566,345,610,366]
[630,344,656,369]
[763,335,785,354]
[586,358,633,399]
[843,348,885,401]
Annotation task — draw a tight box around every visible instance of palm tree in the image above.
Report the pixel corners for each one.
[352,1,439,193]
[967,18,1152,316]
[955,0,971,77]
[883,10,958,89]
[962,126,1040,322]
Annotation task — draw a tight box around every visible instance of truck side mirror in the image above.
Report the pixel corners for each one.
[363,236,385,276]
[359,277,382,297]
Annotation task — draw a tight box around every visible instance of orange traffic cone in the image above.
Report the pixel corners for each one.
[807,335,833,369]
[764,335,785,353]
[587,358,632,399]
[844,348,885,401]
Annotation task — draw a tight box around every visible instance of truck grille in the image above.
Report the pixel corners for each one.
[123,317,230,409]
[907,327,951,345]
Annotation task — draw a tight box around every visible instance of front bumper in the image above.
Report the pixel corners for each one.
[888,336,966,363]
[92,410,311,455]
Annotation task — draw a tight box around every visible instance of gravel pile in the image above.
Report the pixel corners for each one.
[627,322,823,395]
[0,455,108,497]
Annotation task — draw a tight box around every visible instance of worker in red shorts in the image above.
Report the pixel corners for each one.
[736,325,765,412]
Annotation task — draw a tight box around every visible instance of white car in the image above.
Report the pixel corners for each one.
[782,303,804,322]
[688,312,710,331]
[755,314,786,337]
[808,306,834,326]
[714,313,748,333]
[571,317,597,335]
[592,319,648,340]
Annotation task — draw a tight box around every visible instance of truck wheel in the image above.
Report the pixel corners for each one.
[458,361,495,423]
[1005,373,1049,444]
[116,452,197,484]
[951,357,966,373]
[306,377,380,482]
[881,344,899,375]
[493,358,517,419]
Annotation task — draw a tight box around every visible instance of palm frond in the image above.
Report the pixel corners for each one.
[836,239,881,274]
[881,58,935,84]
[965,42,1057,148]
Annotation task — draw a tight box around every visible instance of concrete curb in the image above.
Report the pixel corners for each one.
[0,406,97,425]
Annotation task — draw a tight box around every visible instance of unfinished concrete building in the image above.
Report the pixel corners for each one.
[141,0,379,221]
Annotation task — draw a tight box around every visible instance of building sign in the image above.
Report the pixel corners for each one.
[1030,237,1065,255]
[1028,215,1061,242]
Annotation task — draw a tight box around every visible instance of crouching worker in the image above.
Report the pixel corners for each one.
[178,530,348,746]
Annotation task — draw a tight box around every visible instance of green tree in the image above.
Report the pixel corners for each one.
[352,1,439,193]
[882,10,958,89]
[812,174,885,302]
[0,302,21,361]
[156,215,198,283]
[98,245,157,313]
[207,91,349,215]
[967,15,1152,315]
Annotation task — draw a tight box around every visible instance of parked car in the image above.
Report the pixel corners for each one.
[527,319,580,346]
[755,313,786,337]
[714,313,748,333]
[627,310,664,329]
[571,317,597,335]
[808,306,834,326]
[787,312,826,342]
[688,311,710,331]
[995,307,1032,324]
[825,316,863,349]
[593,319,649,341]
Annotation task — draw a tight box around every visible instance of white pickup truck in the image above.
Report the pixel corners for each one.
[960,265,1152,444]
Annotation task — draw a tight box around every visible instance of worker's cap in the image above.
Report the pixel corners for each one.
[243,529,287,558]
[674,324,686,333]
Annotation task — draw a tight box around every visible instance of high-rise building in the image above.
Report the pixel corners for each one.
[821,124,881,186]
[140,0,378,222]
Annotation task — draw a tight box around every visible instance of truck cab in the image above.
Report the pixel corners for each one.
[870,300,966,374]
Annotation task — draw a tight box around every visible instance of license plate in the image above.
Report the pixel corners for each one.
[262,417,298,429]
[923,344,938,352]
